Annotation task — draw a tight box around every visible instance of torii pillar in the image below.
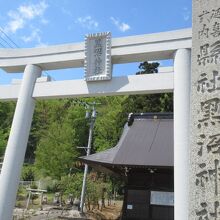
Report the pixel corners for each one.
[174,48,191,220]
[0,65,42,220]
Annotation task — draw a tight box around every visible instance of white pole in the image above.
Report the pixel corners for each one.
[174,49,191,220]
[0,64,42,220]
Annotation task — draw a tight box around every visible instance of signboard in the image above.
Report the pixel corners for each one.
[84,32,112,81]
[127,204,133,210]
[150,191,174,206]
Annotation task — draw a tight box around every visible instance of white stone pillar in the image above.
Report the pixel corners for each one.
[0,64,42,220]
[174,49,191,220]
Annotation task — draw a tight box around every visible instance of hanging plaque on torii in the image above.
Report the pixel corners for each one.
[84,32,112,81]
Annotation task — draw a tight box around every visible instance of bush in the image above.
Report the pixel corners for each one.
[16,185,27,201]
[47,180,61,193]
[36,176,60,193]
[60,173,83,198]
[21,165,35,181]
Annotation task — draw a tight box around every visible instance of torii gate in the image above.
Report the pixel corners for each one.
[0,28,191,220]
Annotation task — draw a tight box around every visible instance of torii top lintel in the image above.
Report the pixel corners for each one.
[0,28,192,73]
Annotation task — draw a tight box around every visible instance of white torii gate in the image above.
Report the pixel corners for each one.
[0,28,191,220]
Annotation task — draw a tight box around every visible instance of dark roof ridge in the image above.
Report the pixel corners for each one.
[127,112,173,126]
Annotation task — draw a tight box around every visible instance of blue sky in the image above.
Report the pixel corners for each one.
[0,0,192,84]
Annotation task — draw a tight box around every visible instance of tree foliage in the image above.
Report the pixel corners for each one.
[34,100,88,179]
[136,61,159,75]
[0,101,15,157]
[117,61,173,125]
[0,129,7,157]
[92,96,125,152]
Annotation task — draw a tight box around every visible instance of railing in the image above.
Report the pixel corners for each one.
[19,181,40,188]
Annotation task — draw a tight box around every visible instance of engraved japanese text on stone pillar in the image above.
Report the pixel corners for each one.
[190,0,220,219]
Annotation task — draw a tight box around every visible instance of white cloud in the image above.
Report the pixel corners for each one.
[75,16,98,30]
[4,1,48,34]
[21,29,41,43]
[18,1,47,19]
[35,42,48,48]
[110,17,130,32]
[6,15,24,33]
[61,7,73,17]
[183,7,190,21]
[40,18,49,25]
[21,28,48,47]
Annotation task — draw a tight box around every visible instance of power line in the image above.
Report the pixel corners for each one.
[0,41,6,48]
[0,26,54,81]
[0,35,13,48]
[0,28,19,48]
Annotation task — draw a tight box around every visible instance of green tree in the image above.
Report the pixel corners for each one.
[21,165,35,181]
[0,101,15,132]
[136,61,159,75]
[0,101,15,157]
[118,61,173,126]
[34,99,88,179]
[26,99,68,162]
[35,121,78,179]
[0,129,6,156]
[60,173,83,197]
[92,96,125,152]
